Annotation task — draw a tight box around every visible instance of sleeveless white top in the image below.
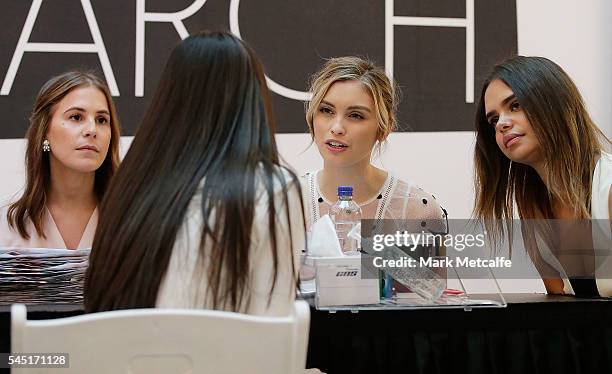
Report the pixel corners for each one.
[539,152,612,296]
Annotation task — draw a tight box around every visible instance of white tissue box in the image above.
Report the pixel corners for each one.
[315,256,380,307]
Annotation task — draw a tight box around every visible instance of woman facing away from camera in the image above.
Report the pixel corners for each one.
[84,31,305,317]
[474,56,612,296]
[302,56,447,232]
[0,71,121,249]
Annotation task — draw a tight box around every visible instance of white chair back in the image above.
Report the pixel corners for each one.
[11,300,310,373]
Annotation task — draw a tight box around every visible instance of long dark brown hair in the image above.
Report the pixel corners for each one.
[7,71,121,239]
[85,31,304,312]
[474,56,611,244]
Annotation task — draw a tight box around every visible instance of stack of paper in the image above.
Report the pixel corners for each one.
[0,248,89,305]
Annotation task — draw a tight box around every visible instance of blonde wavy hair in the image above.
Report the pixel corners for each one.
[305,56,398,152]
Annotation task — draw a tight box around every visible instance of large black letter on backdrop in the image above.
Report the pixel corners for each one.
[0,0,516,138]
[135,0,207,96]
[1,0,118,97]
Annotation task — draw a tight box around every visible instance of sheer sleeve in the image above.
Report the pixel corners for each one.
[383,180,448,235]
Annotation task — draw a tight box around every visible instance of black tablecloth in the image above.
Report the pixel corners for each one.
[2,294,611,374]
[306,294,612,374]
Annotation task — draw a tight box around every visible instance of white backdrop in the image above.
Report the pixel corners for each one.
[1,0,610,292]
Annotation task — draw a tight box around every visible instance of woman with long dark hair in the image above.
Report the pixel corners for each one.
[474,56,611,296]
[0,71,121,249]
[85,31,305,316]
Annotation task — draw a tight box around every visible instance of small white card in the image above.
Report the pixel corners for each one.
[315,256,380,307]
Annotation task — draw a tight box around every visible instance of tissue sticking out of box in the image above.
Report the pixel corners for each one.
[307,215,344,257]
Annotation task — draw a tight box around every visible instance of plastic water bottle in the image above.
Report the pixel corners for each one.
[330,186,362,254]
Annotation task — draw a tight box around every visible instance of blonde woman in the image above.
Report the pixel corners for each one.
[474,56,612,296]
[0,71,121,249]
[302,56,447,231]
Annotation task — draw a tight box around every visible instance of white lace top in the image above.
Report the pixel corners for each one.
[300,170,448,231]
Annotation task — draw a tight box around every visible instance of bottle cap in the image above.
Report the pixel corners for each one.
[337,186,353,196]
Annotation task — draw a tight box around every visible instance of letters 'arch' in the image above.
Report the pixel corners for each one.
[229,0,312,101]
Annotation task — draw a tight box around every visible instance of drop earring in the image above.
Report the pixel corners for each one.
[43,139,50,152]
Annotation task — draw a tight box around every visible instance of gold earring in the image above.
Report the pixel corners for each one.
[43,139,50,152]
